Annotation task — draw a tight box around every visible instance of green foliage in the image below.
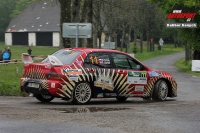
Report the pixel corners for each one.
[148,0,200,51]
[0,81,22,96]
[10,0,36,18]
[0,0,17,41]
[0,0,36,41]
[133,42,137,54]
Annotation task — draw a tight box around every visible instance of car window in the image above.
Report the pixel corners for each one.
[111,53,131,69]
[42,49,81,65]
[84,52,112,68]
[127,58,141,70]
[111,53,141,70]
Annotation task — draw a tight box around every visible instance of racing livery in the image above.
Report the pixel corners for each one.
[20,48,177,104]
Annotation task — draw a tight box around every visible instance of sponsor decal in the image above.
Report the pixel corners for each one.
[127,71,147,84]
[105,93,117,96]
[97,93,103,98]
[128,71,146,77]
[76,61,82,66]
[99,59,103,64]
[69,75,78,81]
[135,86,144,91]
[48,55,63,66]
[94,76,114,91]
[148,71,162,77]
[64,69,82,75]
[103,58,110,64]
[89,56,111,65]
[51,83,55,88]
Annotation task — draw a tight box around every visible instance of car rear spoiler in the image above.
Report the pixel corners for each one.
[22,53,33,64]
[48,55,63,66]
[22,53,63,66]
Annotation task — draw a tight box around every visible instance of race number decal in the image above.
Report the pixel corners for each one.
[90,56,98,64]
[127,71,147,84]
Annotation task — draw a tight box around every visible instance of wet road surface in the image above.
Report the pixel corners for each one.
[0,52,200,133]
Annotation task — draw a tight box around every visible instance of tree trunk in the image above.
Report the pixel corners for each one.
[185,41,190,65]
[140,32,143,53]
[59,0,72,48]
[86,0,93,48]
[146,31,150,52]
[121,27,125,51]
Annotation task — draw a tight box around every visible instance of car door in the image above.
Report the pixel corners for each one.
[84,52,113,98]
[110,53,148,97]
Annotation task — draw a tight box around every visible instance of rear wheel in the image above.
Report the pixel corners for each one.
[116,96,128,102]
[152,80,168,101]
[72,82,92,104]
[35,93,54,102]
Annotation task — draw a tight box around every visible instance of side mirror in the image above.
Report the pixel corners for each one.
[136,65,145,70]
[136,65,141,69]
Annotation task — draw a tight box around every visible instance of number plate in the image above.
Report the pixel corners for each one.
[28,83,39,88]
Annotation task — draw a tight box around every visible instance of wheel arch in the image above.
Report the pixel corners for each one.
[154,78,172,97]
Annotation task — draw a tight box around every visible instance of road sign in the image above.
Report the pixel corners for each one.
[62,23,92,47]
[62,23,92,38]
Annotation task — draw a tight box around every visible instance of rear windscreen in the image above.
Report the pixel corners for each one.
[42,49,81,65]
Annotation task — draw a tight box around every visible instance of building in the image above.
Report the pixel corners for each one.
[5,1,60,47]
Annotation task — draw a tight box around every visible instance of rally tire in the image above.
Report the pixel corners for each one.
[35,93,54,102]
[152,80,168,101]
[72,82,92,105]
[116,96,128,102]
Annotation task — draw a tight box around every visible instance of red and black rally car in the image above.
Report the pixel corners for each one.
[20,48,177,104]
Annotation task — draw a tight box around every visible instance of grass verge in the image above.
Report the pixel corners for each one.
[174,57,200,77]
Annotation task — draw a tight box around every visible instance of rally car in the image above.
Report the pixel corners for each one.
[20,48,177,104]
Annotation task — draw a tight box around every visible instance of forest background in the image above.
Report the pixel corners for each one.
[0,0,199,59]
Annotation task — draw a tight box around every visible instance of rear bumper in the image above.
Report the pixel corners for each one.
[20,79,43,94]
[20,78,65,97]
[21,85,40,94]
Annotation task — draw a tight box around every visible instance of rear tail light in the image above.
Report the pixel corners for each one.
[46,72,61,79]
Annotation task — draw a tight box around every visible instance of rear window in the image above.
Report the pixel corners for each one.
[42,49,81,65]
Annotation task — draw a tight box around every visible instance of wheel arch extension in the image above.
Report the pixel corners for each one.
[154,78,173,97]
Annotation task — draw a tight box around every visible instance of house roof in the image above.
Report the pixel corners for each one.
[6,1,60,33]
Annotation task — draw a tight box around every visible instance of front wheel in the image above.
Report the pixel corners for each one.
[152,80,168,101]
[72,82,92,104]
[35,93,54,102]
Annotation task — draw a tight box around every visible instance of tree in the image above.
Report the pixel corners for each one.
[10,0,37,18]
[0,0,17,41]
[148,0,200,60]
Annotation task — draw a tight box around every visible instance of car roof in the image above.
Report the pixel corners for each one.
[63,47,126,54]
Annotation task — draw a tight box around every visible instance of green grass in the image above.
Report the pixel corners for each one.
[0,42,184,96]
[117,43,184,61]
[174,57,200,77]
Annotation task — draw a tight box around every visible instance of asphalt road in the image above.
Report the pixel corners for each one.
[0,52,200,133]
